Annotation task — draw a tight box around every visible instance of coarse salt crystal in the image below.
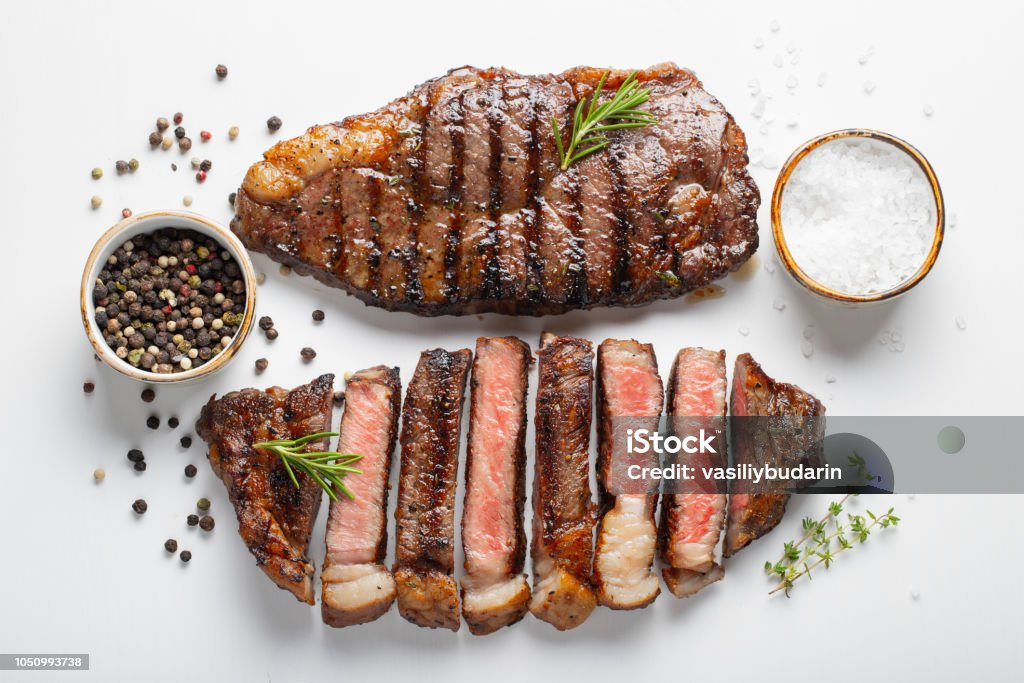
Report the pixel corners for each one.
[923,104,934,117]
[864,80,876,94]
[803,324,816,340]
[858,46,875,65]
[817,72,827,87]
[770,19,781,32]
[786,75,799,89]
[773,54,784,68]
[780,138,936,295]
[773,297,787,311]
[754,37,764,49]
[955,314,966,330]
[738,326,750,336]
[825,374,837,384]
[801,341,814,358]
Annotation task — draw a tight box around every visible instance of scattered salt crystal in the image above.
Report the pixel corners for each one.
[770,19,781,32]
[817,72,827,87]
[751,95,767,119]
[748,147,765,165]
[858,46,875,65]
[786,43,796,54]
[772,297,787,311]
[879,331,892,345]
[787,117,799,128]
[910,589,920,600]
[753,37,764,49]
[890,341,905,353]
[738,326,750,336]
[773,54,784,68]
[802,324,816,340]
[785,75,799,89]
[764,260,776,275]
[923,104,934,117]
[955,314,966,330]
[907,494,915,500]
[779,138,937,295]
[800,341,814,358]
[890,330,903,343]
[759,124,769,136]
[761,152,779,169]
[825,374,837,384]
[949,212,958,229]
[747,79,761,96]
[864,80,876,94]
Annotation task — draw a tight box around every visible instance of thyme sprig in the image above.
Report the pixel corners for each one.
[552,71,658,171]
[764,494,900,596]
[254,431,362,502]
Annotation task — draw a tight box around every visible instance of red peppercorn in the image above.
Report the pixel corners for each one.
[213,281,223,293]
[162,305,172,315]
[185,264,197,274]
[179,285,191,297]
[200,130,212,141]
[122,208,133,218]
[173,112,183,125]
[196,170,207,183]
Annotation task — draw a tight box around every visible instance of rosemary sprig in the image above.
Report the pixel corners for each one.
[552,71,658,171]
[253,431,362,502]
[764,494,900,596]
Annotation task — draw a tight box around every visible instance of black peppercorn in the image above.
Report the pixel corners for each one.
[265,328,279,341]
[184,464,197,478]
[187,514,199,526]
[199,515,215,531]
[164,538,178,553]
[132,499,148,514]
[174,126,186,139]
[180,435,192,449]
[168,416,180,429]
[215,64,228,79]
[258,315,274,331]
[134,460,147,472]
[228,192,236,207]
[127,448,144,463]
[180,550,192,563]
[179,137,193,152]
[140,389,156,405]
[333,390,345,405]
[312,309,325,322]
[146,415,160,430]
[300,347,317,362]
[199,159,212,172]
[255,358,268,373]
[267,116,282,132]
[83,381,95,394]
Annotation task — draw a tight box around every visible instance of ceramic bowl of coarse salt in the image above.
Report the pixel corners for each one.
[771,129,944,304]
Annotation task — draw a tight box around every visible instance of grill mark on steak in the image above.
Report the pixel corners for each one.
[724,353,826,558]
[366,178,382,298]
[394,348,472,630]
[234,64,759,316]
[322,366,401,627]
[196,374,334,605]
[592,339,663,610]
[529,333,598,630]
[460,337,531,635]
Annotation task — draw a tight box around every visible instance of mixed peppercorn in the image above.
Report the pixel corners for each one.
[91,228,247,374]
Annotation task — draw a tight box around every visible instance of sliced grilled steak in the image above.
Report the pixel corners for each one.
[322,366,401,627]
[593,339,663,609]
[394,348,472,630]
[232,63,759,316]
[660,348,727,598]
[460,337,531,635]
[724,354,826,557]
[196,374,334,605]
[529,333,598,630]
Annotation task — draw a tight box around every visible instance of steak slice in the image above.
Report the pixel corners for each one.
[196,374,334,605]
[232,63,759,316]
[593,339,663,609]
[394,348,472,630]
[529,333,598,630]
[460,337,531,635]
[322,366,401,627]
[660,348,728,598]
[724,354,826,557]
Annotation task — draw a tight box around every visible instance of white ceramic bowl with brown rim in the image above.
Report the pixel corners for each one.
[80,210,257,383]
[771,129,945,305]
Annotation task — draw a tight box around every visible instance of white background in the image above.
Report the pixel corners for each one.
[1,0,1022,681]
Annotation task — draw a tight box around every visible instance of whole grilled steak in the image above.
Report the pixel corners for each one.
[593,339,663,609]
[660,348,727,598]
[322,366,401,628]
[232,63,759,316]
[461,337,531,635]
[394,348,472,630]
[529,333,598,630]
[196,374,334,605]
[724,354,826,557]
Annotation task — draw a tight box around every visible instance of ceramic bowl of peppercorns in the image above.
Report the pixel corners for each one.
[81,210,257,383]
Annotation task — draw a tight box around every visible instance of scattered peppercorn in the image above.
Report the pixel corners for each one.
[128,158,140,172]
[83,381,95,393]
[228,126,239,140]
[180,550,192,562]
[199,515,215,531]
[265,328,279,341]
[200,159,212,172]
[115,160,129,174]
[200,130,212,142]
[132,499,148,514]
[196,170,206,183]
[312,309,325,322]
[197,497,211,511]
[184,464,197,478]
[146,415,160,430]
[179,137,193,152]
[183,195,193,207]
[228,192,236,207]
[173,112,183,125]
[301,347,317,362]
[187,514,199,526]
[258,316,274,331]
[256,272,266,285]
[94,468,106,482]
[141,388,155,403]
[149,131,162,146]
[122,208,132,218]
[91,167,103,180]
[174,126,186,139]
[91,195,102,209]
[255,357,268,373]
[216,64,228,79]
[333,390,345,405]
[134,461,147,472]
[267,116,282,132]
[165,538,178,553]
[161,136,173,150]
[127,449,144,463]
[279,265,291,276]
[157,117,170,131]
[180,435,193,449]
[168,416,180,429]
